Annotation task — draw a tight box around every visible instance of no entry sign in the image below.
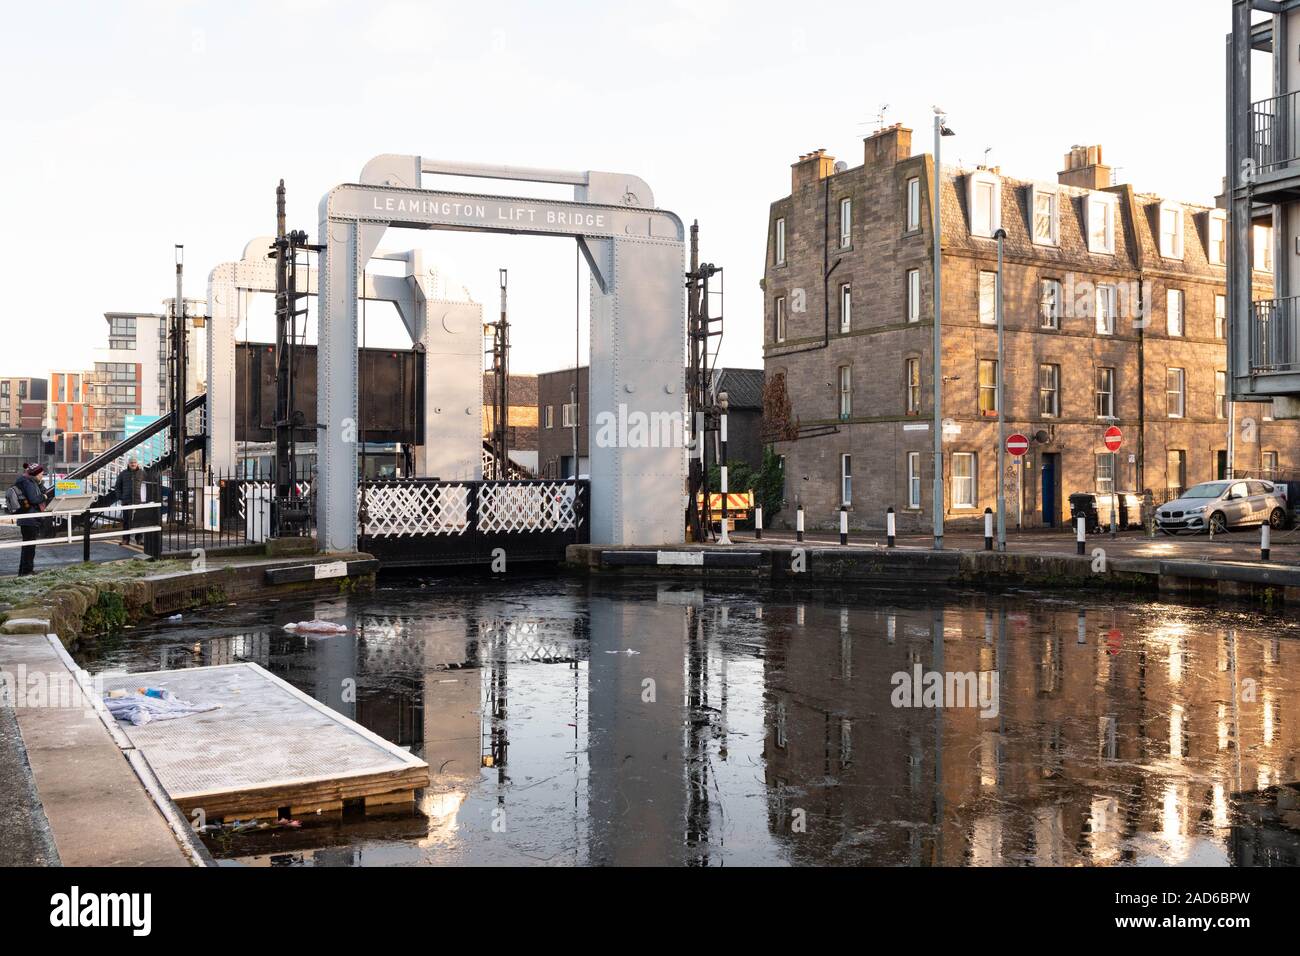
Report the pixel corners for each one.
[1005,433,1029,457]
[1103,425,1123,452]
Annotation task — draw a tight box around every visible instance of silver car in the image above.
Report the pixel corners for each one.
[1155,479,1288,535]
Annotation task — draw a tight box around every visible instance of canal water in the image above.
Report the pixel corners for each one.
[74,576,1300,866]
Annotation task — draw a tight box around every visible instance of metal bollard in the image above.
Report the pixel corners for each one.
[1262,523,1271,562]
[1076,515,1086,556]
[755,505,763,540]
[840,505,848,546]
[796,505,804,542]
[984,508,993,551]
[82,510,91,563]
[886,506,896,547]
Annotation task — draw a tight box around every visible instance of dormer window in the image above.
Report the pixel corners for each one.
[1086,194,1118,254]
[1031,186,1059,246]
[1159,203,1184,260]
[1207,210,1226,265]
[967,171,1001,238]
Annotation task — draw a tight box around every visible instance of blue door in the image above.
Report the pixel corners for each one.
[1041,454,1058,527]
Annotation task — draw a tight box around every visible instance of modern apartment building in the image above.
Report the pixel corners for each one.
[762,124,1300,531]
[47,370,95,469]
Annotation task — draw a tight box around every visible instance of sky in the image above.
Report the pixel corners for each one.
[0,0,1245,380]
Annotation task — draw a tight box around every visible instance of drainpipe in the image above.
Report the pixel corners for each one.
[771,175,835,359]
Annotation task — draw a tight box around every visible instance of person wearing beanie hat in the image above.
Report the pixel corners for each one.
[12,464,46,575]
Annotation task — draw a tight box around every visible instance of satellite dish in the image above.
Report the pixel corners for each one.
[1034,430,1050,444]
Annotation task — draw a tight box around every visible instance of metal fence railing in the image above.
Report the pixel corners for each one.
[0,498,163,563]
[1252,90,1300,172]
[1250,296,1300,373]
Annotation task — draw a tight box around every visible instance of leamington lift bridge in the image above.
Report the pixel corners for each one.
[196,154,687,557]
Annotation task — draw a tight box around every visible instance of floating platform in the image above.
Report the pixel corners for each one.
[101,663,429,822]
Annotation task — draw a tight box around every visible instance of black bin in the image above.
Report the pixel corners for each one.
[1069,492,1099,533]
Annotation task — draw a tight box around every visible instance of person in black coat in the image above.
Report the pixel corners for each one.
[113,458,145,545]
[14,464,47,576]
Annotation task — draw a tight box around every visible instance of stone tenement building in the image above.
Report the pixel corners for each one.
[762,125,1300,531]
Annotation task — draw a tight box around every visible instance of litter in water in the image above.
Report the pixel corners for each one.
[283,620,350,635]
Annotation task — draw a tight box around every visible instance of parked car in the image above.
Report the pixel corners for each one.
[1155,479,1288,535]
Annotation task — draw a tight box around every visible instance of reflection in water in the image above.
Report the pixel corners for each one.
[75,580,1300,866]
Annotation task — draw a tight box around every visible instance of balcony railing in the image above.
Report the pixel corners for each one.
[1251,296,1300,372]
[1251,91,1300,173]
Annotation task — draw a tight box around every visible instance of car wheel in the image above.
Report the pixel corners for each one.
[1269,507,1287,529]
[1208,512,1228,535]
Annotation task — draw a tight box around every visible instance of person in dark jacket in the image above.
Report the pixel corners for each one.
[113,457,145,545]
[15,464,47,576]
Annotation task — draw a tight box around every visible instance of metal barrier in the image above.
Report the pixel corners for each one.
[359,478,589,567]
[1251,297,1300,373]
[0,499,163,565]
[1251,90,1300,172]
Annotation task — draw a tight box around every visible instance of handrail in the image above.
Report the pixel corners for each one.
[64,393,207,481]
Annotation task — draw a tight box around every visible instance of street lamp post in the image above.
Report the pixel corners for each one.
[994,227,1007,551]
[932,112,954,550]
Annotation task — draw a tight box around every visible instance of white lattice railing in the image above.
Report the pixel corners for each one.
[361,482,472,537]
[359,479,586,538]
[477,481,583,533]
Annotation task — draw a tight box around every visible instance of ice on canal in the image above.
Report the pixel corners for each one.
[76,578,1300,866]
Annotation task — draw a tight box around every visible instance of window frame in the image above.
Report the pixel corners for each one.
[1207,211,1226,265]
[905,357,921,414]
[839,282,852,333]
[1215,370,1227,420]
[906,177,921,231]
[906,268,920,322]
[774,296,786,343]
[839,197,852,249]
[1038,363,1060,419]
[1095,453,1116,495]
[1095,284,1117,335]
[774,217,786,265]
[1031,186,1059,246]
[951,452,977,510]
[1166,288,1184,337]
[840,453,853,506]
[978,359,999,416]
[967,171,1001,238]
[1166,367,1185,419]
[907,452,922,509]
[978,270,997,326]
[1158,202,1184,260]
[1214,293,1226,339]
[837,364,852,420]
[1040,278,1061,329]
[1096,366,1116,419]
[1086,194,1118,254]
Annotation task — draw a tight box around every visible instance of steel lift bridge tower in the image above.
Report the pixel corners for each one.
[314,155,687,552]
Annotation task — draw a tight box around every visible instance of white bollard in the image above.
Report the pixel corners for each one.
[1076,515,1086,555]
[886,507,896,547]
[755,505,763,540]
[796,505,805,542]
[1262,523,1271,562]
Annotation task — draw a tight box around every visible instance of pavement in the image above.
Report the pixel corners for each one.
[0,633,192,866]
[730,524,1300,565]
[0,703,59,866]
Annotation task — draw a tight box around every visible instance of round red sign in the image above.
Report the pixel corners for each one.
[1103,425,1123,452]
[1005,433,1029,456]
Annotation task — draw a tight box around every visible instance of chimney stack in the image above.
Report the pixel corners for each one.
[1058,144,1112,190]
[791,148,836,192]
[864,123,912,169]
